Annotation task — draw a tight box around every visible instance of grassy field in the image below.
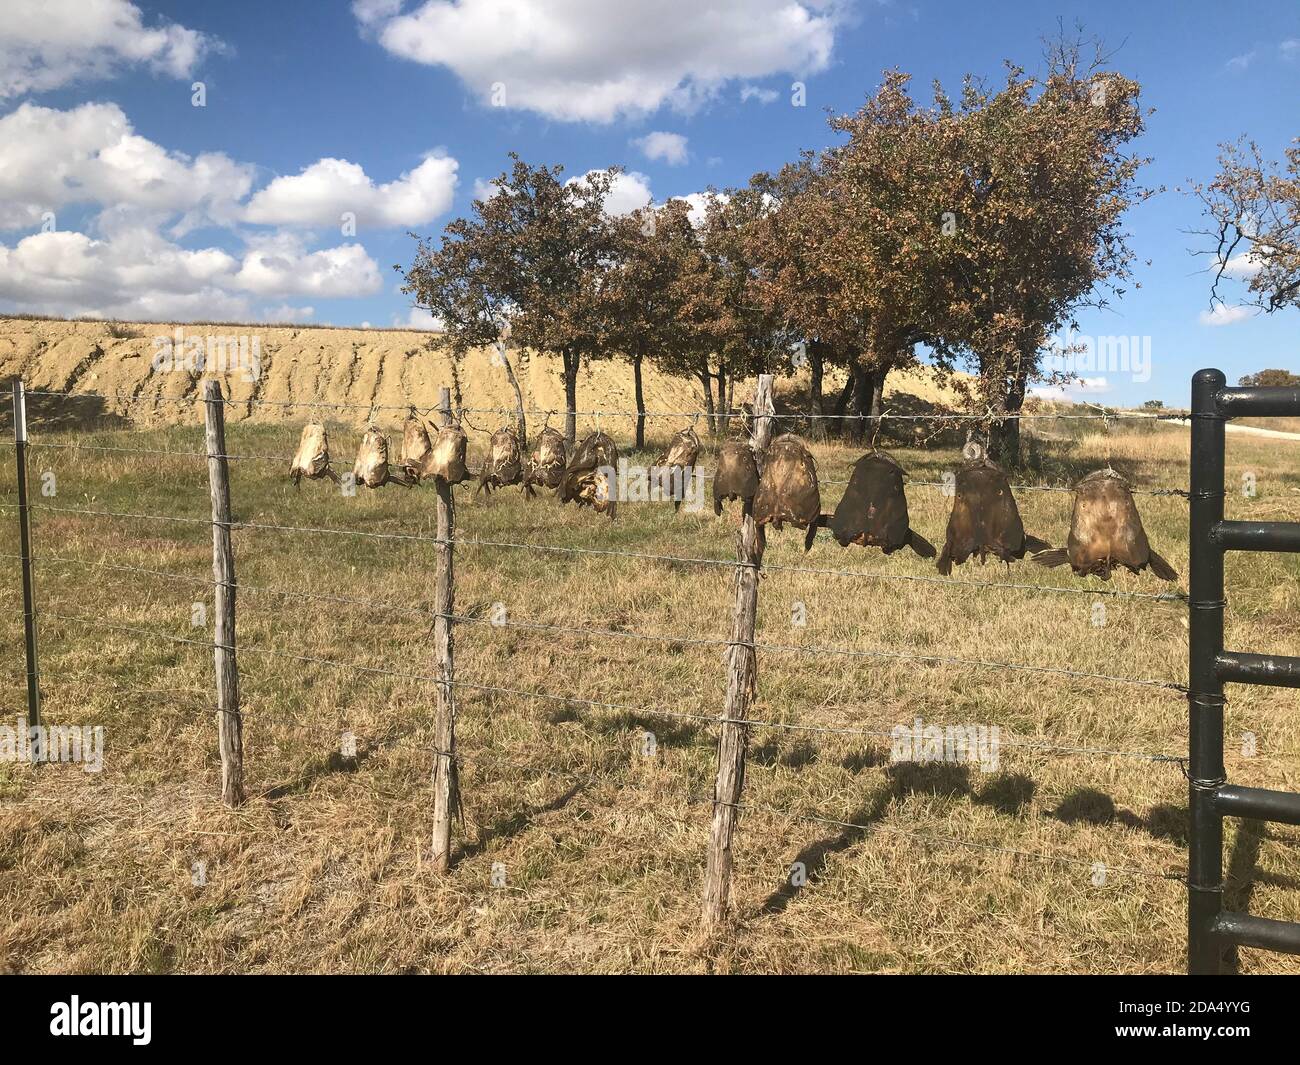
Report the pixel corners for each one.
[0,403,1297,974]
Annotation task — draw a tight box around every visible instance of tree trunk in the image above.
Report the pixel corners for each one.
[831,362,855,438]
[499,344,527,451]
[633,350,646,451]
[725,374,735,434]
[809,341,826,414]
[699,371,716,435]
[562,348,579,446]
[987,364,1029,466]
[849,365,876,445]
[869,368,886,441]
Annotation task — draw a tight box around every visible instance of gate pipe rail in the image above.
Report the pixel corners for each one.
[1187,368,1300,974]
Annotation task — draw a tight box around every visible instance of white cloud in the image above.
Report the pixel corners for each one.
[567,170,654,216]
[358,0,842,122]
[0,102,254,229]
[633,131,689,166]
[244,153,458,228]
[0,228,243,320]
[671,190,728,227]
[264,304,316,323]
[0,101,451,320]
[397,307,444,330]
[740,84,779,103]
[1281,39,1299,60]
[0,0,216,98]
[0,224,383,319]
[1221,250,1263,279]
[1225,51,1256,73]
[234,242,382,298]
[1199,304,1259,326]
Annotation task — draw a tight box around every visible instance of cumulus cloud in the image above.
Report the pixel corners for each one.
[0,101,455,319]
[1199,303,1259,326]
[235,242,382,298]
[671,190,729,227]
[397,307,444,330]
[633,131,689,166]
[0,102,254,229]
[244,153,458,228]
[357,0,842,122]
[567,170,655,216]
[0,223,383,319]
[740,84,779,103]
[263,304,316,323]
[0,0,217,98]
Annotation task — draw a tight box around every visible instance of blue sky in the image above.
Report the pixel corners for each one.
[0,0,1296,405]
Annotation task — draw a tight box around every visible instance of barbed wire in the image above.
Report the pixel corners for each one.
[27,440,298,464]
[16,415,1191,497]
[31,609,1186,764]
[456,404,1164,422]
[1,506,1185,603]
[22,387,1168,421]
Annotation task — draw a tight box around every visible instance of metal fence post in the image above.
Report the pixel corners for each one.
[1187,368,1227,974]
[12,380,41,763]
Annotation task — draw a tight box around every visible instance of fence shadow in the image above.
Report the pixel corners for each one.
[0,378,131,432]
[455,780,584,862]
[1051,786,1189,845]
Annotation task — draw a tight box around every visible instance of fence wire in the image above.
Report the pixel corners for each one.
[5,383,1207,916]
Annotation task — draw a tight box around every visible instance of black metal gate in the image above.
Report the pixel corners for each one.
[1188,368,1300,973]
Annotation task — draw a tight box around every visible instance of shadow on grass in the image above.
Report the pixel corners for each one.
[1051,787,1188,845]
[455,781,584,862]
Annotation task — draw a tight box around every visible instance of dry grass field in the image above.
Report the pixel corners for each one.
[0,321,1297,974]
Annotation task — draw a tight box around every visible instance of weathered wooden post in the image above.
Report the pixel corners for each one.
[431,386,458,872]
[12,381,41,763]
[702,373,774,930]
[203,379,244,806]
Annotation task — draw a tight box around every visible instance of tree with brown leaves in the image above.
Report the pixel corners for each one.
[402,155,619,445]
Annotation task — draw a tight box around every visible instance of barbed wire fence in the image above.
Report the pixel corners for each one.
[4,377,1198,942]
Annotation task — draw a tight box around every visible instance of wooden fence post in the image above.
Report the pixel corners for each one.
[203,379,244,807]
[702,373,774,930]
[431,386,458,872]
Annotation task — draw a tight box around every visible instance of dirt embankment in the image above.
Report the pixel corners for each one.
[0,316,964,431]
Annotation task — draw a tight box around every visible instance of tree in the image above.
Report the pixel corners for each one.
[401,155,619,445]
[399,207,526,444]
[746,157,858,433]
[601,200,702,449]
[1198,138,1300,313]
[922,46,1152,461]
[821,72,954,441]
[1239,369,1300,388]
[690,188,791,434]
